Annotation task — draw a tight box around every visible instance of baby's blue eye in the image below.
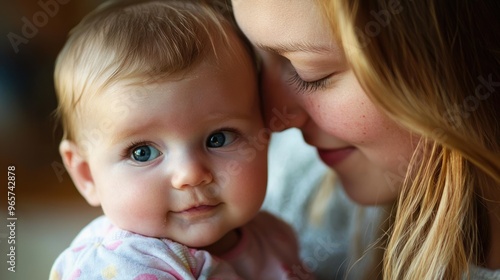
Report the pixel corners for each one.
[206,131,238,148]
[131,145,161,162]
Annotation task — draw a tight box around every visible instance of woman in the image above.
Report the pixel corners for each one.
[232,0,500,279]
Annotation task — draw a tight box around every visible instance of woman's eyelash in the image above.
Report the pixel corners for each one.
[286,71,331,94]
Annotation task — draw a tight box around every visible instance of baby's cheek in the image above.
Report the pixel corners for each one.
[237,155,267,196]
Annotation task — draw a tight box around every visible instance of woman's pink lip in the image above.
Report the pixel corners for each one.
[317,147,355,166]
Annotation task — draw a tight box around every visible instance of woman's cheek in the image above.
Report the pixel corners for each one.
[302,92,374,143]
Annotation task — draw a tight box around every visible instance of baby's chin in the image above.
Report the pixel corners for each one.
[194,229,241,256]
[113,218,240,253]
[132,226,234,249]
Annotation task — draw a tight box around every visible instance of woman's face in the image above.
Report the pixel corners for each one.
[232,0,418,205]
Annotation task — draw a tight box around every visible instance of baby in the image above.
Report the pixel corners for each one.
[49,0,313,279]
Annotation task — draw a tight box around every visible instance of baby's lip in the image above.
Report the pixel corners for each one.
[174,202,221,213]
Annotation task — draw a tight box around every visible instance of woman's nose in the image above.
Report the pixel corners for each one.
[259,53,309,132]
[170,153,213,189]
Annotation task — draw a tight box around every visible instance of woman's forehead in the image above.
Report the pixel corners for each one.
[231,0,330,51]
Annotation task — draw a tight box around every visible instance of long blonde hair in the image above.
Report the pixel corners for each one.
[319,0,500,279]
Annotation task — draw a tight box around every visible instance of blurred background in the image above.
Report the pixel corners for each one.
[0,1,107,279]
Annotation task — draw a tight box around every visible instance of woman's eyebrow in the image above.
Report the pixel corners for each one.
[255,42,331,55]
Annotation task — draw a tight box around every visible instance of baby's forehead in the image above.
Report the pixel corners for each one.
[92,36,253,101]
[76,26,257,116]
[75,63,259,147]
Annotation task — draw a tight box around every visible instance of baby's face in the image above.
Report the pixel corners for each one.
[79,42,267,247]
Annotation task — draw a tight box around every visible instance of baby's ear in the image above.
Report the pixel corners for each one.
[59,140,100,206]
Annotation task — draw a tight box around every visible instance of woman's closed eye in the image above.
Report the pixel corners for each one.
[287,71,334,94]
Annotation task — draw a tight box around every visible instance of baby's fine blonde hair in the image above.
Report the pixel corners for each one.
[54,0,244,141]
